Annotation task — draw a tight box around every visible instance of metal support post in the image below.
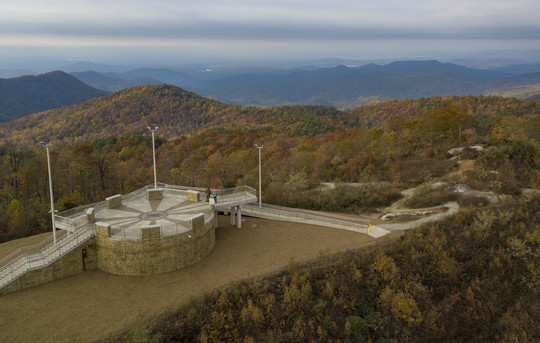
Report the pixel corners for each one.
[148,126,159,189]
[255,144,264,208]
[41,142,57,245]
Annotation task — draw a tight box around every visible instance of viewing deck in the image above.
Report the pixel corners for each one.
[0,184,257,291]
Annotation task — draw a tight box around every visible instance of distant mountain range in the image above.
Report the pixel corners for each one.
[0,71,108,122]
[1,84,538,147]
[1,60,539,125]
[69,60,540,109]
[70,71,161,92]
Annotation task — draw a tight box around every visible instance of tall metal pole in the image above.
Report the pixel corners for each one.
[41,142,57,245]
[255,144,264,208]
[148,126,158,189]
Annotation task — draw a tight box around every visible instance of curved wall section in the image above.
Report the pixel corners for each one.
[95,214,215,276]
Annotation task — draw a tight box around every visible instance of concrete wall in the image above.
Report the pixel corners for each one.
[0,237,97,295]
[95,216,215,276]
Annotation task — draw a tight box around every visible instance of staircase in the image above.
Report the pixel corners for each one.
[0,223,95,290]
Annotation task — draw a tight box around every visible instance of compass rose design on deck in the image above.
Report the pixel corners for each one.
[94,197,207,229]
[139,211,167,221]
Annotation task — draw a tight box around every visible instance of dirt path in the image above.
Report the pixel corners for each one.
[0,216,401,343]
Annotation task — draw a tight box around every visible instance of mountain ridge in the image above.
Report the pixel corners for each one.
[1,84,538,147]
[68,60,540,110]
[0,71,109,123]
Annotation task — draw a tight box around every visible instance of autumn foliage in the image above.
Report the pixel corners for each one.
[0,92,538,242]
[0,89,539,341]
[116,194,540,342]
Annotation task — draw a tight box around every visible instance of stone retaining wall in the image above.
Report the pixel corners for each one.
[95,215,215,276]
[0,237,97,295]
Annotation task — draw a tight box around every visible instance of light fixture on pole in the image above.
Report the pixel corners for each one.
[147,126,159,189]
[41,141,57,245]
[255,144,264,208]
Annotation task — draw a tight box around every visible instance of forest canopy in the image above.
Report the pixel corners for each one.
[0,92,538,243]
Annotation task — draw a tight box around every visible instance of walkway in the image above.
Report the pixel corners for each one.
[243,203,389,238]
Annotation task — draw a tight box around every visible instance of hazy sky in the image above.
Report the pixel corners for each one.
[1,0,540,68]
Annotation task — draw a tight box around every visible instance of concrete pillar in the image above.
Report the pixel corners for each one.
[215,209,218,228]
[86,207,95,223]
[95,222,112,237]
[186,190,200,202]
[106,194,122,209]
[236,206,242,228]
[147,188,163,200]
[230,206,236,225]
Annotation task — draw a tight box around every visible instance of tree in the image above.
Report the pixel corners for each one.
[7,199,26,237]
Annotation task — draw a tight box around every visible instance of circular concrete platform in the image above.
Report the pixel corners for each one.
[94,191,211,239]
[93,189,216,276]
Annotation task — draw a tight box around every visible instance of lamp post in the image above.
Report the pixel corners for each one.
[255,144,264,208]
[147,126,158,189]
[41,141,57,245]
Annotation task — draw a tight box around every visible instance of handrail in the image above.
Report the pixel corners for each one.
[121,186,148,203]
[54,185,150,221]
[1,224,95,289]
[159,222,190,238]
[243,203,368,234]
[0,233,57,268]
[215,185,256,197]
[109,228,141,241]
[55,199,106,219]
[163,188,188,197]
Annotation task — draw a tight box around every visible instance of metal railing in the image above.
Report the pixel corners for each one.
[109,226,142,241]
[159,183,205,192]
[213,185,257,205]
[163,188,188,198]
[120,186,149,203]
[0,230,68,269]
[243,203,369,234]
[54,214,88,229]
[160,222,191,238]
[54,199,106,220]
[215,185,256,198]
[0,224,95,289]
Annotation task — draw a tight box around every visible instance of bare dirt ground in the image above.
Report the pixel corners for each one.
[0,232,54,260]
[0,216,403,343]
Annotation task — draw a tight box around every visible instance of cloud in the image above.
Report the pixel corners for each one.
[2,0,540,40]
[1,0,539,65]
